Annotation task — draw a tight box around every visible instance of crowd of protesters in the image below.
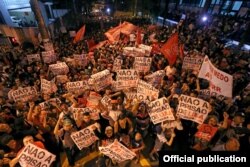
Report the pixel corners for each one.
[0,11,249,167]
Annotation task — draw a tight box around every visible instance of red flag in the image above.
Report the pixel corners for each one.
[73,25,86,43]
[136,28,142,45]
[120,21,137,35]
[179,44,185,59]
[160,33,178,65]
[87,39,96,50]
[151,43,161,54]
[89,40,109,51]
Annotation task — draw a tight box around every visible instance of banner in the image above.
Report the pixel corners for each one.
[41,79,57,94]
[199,89,225,101]
[27,54,41,64]
[41,50,57,64]
[70,107,100,121]
[66,81,89,93]
[144,70,165,88]
[112,58,123,72]
[73,25,86,43]
[71,125,98,150]
[160,33,178,65]
[149,97,175,124]
[39,98,61,111]
[133,57,152,73]
[17,143,56,167]
[115,70,139,89]
[73,54,88,67]
[99,140,136,163]
[101,95,112,108]
[198,56,233,98]
[176,95,211,124]
[182,56,203,71]
[195,124,218,141]
[90,70,113,91]
[137,80,159,102]
[49,62,69,75]
[9,86,37,102]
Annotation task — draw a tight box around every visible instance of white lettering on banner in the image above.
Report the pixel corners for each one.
[144,70,165,88]
[112,58,123,71]
[66,81,89,93]
[71,126,98,150]
[17,143,56,167]
[27,54,41,64]
[182,56,203,71]
[198,56,233,98]
[73,54,88,67]
[137,80,159,102]
[70,107,100,121]
[49,62,69,75]
[39,98,61,110]
[99,141,136,163]
[10,86,37,102]
[42,50,57,64]
[91,70,113,91]
[133,57,152,73]
[176,95,211,124]
[148,97,175,124]
[116,69,139,89]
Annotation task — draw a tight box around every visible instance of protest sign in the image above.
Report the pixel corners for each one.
[115,70,139,89]
[49,62,69,75]
[18,143,56,167]
[66,80,89,93]
[182,56,203,71]
[71,126,99,150]
[9,86,37,102]
[138,44,152,56]
[137,80,159,102]
[70,107,100,121]
[73,54,88,67]
[41,79,57,94]
[39,98,61,111]
[148,97,175,124]
[27,54,41,64]
[144,70,165,88]
[112,58,123,71]
[133,57,152,73]
[198,56,233,98]
[176,95,211,124]
[99,140,136,163]
[195,124,218,141]
[123,47,135,56]
[41,50,57,64]
[90,70,113,91]
[101,95,112,108]
[199,89,225,101]
[133,47,145,57]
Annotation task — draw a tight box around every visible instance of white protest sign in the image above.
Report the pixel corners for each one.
[138,44,152,56]
[9,86,37,102]
[66,80,89,93]
[70,107,100,121]
[198,56,233,98]
[71,126,99,150]
[73,54,88,67]
[144,70,165,88]
[41,50,57,64]
[27,54,41,64]
[41,79,57,94]
[182,56,203,71]
[112,58,123,71]
[133,47,145,57]
[90,70,113,91]
[123,47,135,56]
[18,143,56,167]
[39,98,61,111]
[101,95,112,108]
[137,80,159,102]
[115,70,139,89]
[176,95,211,124]
[148,97,175,124]
[199,89,225,101]
[133,57,152,73]
[49,62,69,75]
[99,140,136,163]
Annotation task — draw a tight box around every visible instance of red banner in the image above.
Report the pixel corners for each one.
[160,33,179,65]
[73,25,86,43]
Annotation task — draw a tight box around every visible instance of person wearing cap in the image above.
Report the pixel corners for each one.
[54,117,78,167]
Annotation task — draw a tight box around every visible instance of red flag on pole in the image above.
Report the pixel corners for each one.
[73,25,86,43]
[179,44,185,59]
[160,33,179,65]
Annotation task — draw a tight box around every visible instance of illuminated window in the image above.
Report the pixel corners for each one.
[232,1,242,11]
